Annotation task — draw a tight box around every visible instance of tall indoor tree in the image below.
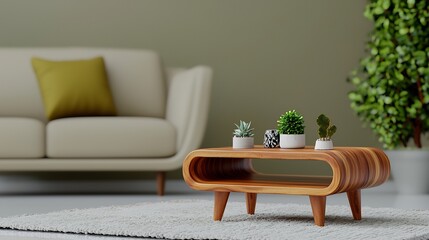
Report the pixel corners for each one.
[348,0,429,150]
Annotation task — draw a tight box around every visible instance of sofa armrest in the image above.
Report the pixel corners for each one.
[166,66,212,158]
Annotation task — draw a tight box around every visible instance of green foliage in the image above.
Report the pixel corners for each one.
[277,110,305,134]
[348,0,429,149]
[328,125,337,139]
[317,114,337,140]
[319,128,327,139]
[233,120,254,137]
[317,114,330,138]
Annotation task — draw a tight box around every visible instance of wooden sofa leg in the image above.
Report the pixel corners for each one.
[157,172,166,196]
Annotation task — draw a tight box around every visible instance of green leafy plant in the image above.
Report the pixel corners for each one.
[277,110,305,134]
[348,0,429,149]
[233,120,254,137]
[317,114,337,141]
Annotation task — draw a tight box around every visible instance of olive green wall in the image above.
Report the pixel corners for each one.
[0,0,380,179]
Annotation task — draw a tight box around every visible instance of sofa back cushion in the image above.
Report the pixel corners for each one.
[0,48,166,121]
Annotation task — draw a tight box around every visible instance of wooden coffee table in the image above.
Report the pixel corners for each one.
[182,146,390,226]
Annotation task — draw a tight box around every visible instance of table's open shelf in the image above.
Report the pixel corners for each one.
[188,157,333,192]
[205,174,332,188]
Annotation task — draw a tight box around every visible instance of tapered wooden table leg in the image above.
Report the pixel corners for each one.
[347,189,362,220]
[214,191,230,221]
[309,196,326,227]
[245,193,257,215]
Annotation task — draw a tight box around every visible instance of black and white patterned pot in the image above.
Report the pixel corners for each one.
[263,129,280,148]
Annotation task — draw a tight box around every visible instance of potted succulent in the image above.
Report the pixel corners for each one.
[348,1,429,194]
[277,110,305,148]
[315,114,337,150]
[232,120,254,149]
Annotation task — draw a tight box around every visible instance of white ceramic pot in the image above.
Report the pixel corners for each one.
[385,149,429,194]
[232,137,254,149]
[314,139,333,150]
[279,134,305,149]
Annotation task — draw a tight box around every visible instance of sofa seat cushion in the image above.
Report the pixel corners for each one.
[0,118,45,158]
[47,117,176,158]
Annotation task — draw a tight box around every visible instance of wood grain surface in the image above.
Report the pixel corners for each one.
[183,146,390,196]
[182,146,390,226]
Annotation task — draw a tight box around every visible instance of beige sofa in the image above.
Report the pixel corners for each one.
[0,48,212,195]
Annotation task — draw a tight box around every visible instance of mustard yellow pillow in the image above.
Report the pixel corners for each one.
[32,57,117,120]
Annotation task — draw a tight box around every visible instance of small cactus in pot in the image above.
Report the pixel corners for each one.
[232,120,254,149]
[315,114,337,150]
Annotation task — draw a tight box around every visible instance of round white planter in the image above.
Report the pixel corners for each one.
[314,139,333,150]
[280,134,305,149]
[232,137,254,149]
[385,149,429,194]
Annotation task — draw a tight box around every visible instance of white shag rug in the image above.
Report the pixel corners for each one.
[0,199,428,240]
